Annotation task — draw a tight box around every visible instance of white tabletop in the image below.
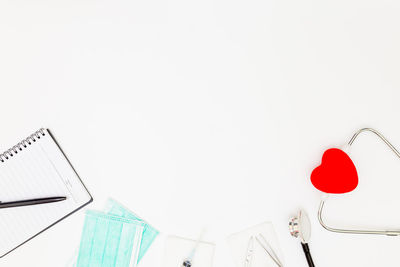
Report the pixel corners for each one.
[1,0,400,266]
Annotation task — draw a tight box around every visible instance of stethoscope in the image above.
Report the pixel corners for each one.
[289,210,315,267]
[315,128,400,236]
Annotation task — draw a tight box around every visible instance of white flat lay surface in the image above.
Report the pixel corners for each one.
[1,0,400,266]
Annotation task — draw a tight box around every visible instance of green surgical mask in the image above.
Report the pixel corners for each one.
[76,210,144,267]
[105,199,159,263]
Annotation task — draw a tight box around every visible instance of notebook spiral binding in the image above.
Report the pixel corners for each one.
[0,129,46,163]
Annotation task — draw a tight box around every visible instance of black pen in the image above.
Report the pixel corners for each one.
[0,197,67,209]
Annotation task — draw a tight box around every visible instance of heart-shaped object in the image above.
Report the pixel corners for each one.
[311,148,358,194]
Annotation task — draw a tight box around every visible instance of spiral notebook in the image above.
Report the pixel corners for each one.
[0,128,92,258]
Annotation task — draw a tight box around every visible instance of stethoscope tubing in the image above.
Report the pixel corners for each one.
[301,242,315,267]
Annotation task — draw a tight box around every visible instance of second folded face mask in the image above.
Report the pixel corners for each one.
[104,198,160,263]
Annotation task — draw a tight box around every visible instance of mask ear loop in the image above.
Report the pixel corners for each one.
[318,128,400,236]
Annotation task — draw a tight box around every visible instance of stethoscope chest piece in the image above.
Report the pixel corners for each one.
[289,210,315,267]
[289,210,311,244]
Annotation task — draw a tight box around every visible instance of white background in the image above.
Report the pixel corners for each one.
[1,0,400,266]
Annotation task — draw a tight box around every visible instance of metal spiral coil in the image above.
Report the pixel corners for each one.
[0,129,46,163]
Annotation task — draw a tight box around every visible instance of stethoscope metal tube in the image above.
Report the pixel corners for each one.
[318,199,400,236]
[317,128,400,236]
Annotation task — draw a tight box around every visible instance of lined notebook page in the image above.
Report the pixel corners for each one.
[0,129,92,257]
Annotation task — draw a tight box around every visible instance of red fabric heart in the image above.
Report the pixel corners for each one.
[311,148,358,194]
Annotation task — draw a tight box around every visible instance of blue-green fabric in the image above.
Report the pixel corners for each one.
[105,199,159,263]
[76,210,144,267]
